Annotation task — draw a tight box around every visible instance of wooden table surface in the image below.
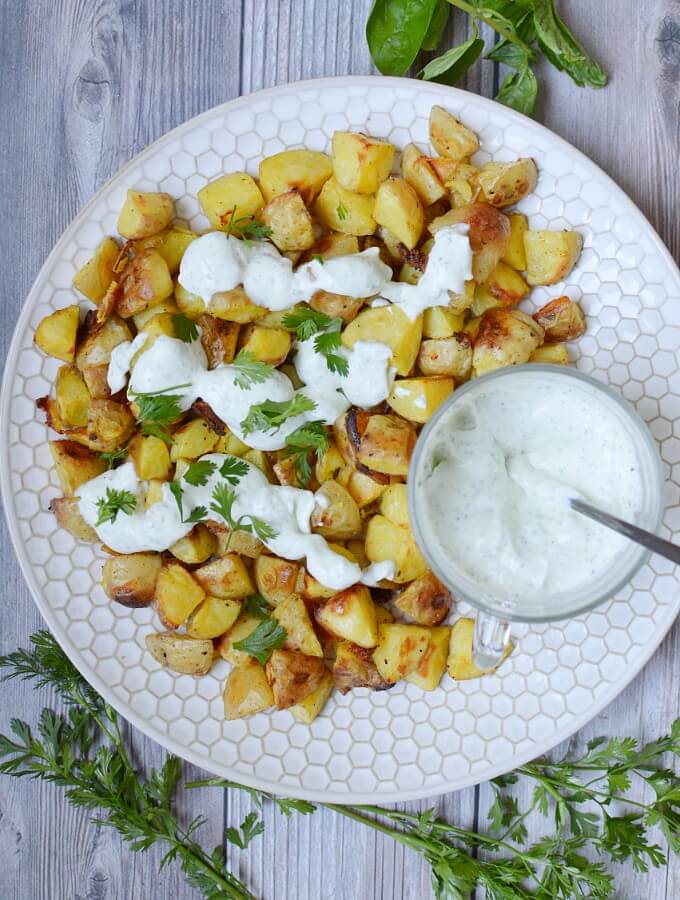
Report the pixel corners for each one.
[1,1,678,897]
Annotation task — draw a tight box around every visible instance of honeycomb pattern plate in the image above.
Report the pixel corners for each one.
[2,77,680,803]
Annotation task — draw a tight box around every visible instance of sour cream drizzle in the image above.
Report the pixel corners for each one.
[177,225,473,321]
[78,455,394,590]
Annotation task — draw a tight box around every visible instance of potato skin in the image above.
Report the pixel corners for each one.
[102,552,162,607]
[311,480,361,540]
[332,641,392,693]
[117,250,173,318]
[198,315,240,367]
[261,190,315,251]
[145,632,213,676]
[473,308,544,377]
[50,496,98,542]
[429,106,479,160]
[431,202,511,284]
[523,230,582,286]
[417,335,472,380]
[265,649,328,709]
[393,572,452,626]
[533,296,586,342]
[223,659,274,719]
[75,315,133,369]
[477,158,538,209]
[49,440,107,494]
[34,306,80,363]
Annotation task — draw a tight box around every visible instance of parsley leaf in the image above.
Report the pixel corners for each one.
[130,384,190,431]
[336,201,348,220]
[233,618,286,666]
[314,318,349,376]
[168,481,184,519]
[282,308,349,375]
[184,506,208,524]
[226,811,264,850]
[225,205,273,244]
[312,254,324,265]
[244,593,271,619]
[98,447,127,470]
[282,307,333,341]
[183,460,217,486]
[209,482,278,545]
[171,314,199,343]
[220,457,249,484]
[95,488,136,527]
[240,395,316,436]
[231,350,275,390]
[209,482,237,524]
[281,420,330,486]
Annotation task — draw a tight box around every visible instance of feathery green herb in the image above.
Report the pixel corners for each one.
[98,447,128,469]
[129,383,190,442]
[233,619,287,666]
[231,350,275,390]
[226,812,264,850]
[244,593,272,619]
[169,480,207,525]
[281,308,349,376]
[95,488,136,527]
[365,0,607,115]
[240,395,316,436]
[209,482,277,546]
[184,506,208,524]
[282,306,334,341]
[281,420,330,486]
[225,206,273,244]
[172,314,199,343]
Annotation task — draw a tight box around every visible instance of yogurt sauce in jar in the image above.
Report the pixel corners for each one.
[412,368,657,613]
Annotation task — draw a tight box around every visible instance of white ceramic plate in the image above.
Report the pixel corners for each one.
[3,77,680,804]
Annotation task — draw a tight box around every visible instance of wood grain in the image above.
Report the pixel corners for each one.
[0,0,678,897]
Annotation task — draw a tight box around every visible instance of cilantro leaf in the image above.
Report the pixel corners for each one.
[231,350,275,390]
[244,593,271,619]
[95,488,136,527]
[130,384,190,428]
[219,457,249,484]
[209,482,237,524]
[282,307,333,341]
[98,447,127,469]
[184,506,208,524]
[168,481,184,519]
[183,460,217,487]
[281,420,330,486]
[249,517,278,542]
[226,811,264,850]
[313,318,349,377]
[171,314,199,343]
[233,618,286,666]
[240,394,316,436]
[209,481,278,545]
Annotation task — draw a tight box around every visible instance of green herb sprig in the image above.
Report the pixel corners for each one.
[210,482,277,545]
[95,487,136,526]
[365,0,607,115]
[281,308,349,377]
[240,394,316,436]
[98,447,128,469]
[233,619,287,666]
[225,205,273,245]
[172,314,199,343]
[231,349,275,390]
[129,384,191,444]
[281,420,330,486]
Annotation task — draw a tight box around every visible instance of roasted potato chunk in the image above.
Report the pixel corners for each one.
[253,557,300,605]
[430,203,510,283]
[523,229,582,285]
[447,617,513,679]
[75,315,132,369]
[116,250,173,319]
[372,623,431,683]
[81,364,112,400]
[405,626,450,691]
[49,440,106,494]
[55,365,90,427]
[118,190,174,239]
[365,516,427,584]
[478,158,537,208]
[484,261,529,307]
[290,670,334,723]
[198,315,240,367]
[373,177,424,249]
[347,469,388,508]
[169,525,217,565]
[357,414,416,477]
[102,552,162,607]
[332,131,395,194]
[145,632,213,676]
[401,143,446,205]
[208,286,267,324]
[272,595,323,657]
[259,150,333,205]
[314,585,378,648]
[309,290,364,324]
[128,434,171,481]
[417,335,472,380]
[223,658,274,719]
[198,172,264,230]
[239,324,292,366]
[136,226,196,274]
[265,649,328,709]
[342,305,423,377]
[473,309,545,377]
[86,399,136,452]
[311,480,361,540]
[423,306,465,339]
[261,190,314,251]
[155,562,206,628]
[215,611,262,666]
[49,496,98,542]
[387,376,454,424]
[332,641,391,693]
[429,106,479,160]
[186,596,242,639]
[193,553,255,601]
[73,237,120,303]
[170,419,218,461]
[314,177,376,236]
[502,213,528,270]
[530,343,570,365]
[34,305,80,363]
[533,296,586,342]
[393,572,451,626]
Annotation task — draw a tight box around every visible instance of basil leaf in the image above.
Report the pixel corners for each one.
[366,0,439,76]
[495,66,538,115]
[532,0,607,88]
[421,29,484,85]
[421,0,449,51]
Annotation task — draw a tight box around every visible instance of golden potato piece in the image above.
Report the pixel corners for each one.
[261,190,314,251]
[429,106,479,160]
[81,364,112,400]
[198,315,240,367]
[393,572,452,626]
[473,308,544,377]
[379,483,409,526]
[55,365,90,427]
[102,552,162,608]
[208,286,267,324]
[417,335,472,380]
[169,525,217,565]
[170,418,218,461]
[128,434,171,481]
[530,343,570,365]
[372,623,431,683]
[50,496,98,542]
[259,149,333,205]
[265,649,328,709]
[136,226,197,274]
[533,296,586,342]
[447,617,513,679]
[524,230,582,286]
[357,414,416,477]
[347,469,388,509]
[342,305,423,377]
[477,158,537,209]
[34,305,80,363]
[155,562,206,629]
[118,190,174,239]
[311,480,361,540]
[502,213,528,270]
[314,177,376,236]
[373,177,424,250]
[215,611,262,666]
[73,237,120,303]
[429,202,510,283]
[290,670,334,723]
[117,250,173,318]
[49,440,106,495]
[309,291,364,324]
[198,172,264,230]
[145,632,213,676]
[272,595,323,657]
[186,596,242,639]
[86,399,136,452]
[405,626,451,691]
[484,261,529,307]
[193,553,255,601]
[239,324,291,366]
[423,306,465,339]
[314,585,378,649]
[365,515,428,584]
[401,143,447,205]
[387,376,453,424]
[75,314,132,369]
[223,658,274,719]
[332,131,395,194]
[332,641,391,693]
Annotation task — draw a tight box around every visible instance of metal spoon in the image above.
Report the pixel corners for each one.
[569,498,680,565]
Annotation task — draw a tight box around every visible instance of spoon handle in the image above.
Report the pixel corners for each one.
[570,498,680,565]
